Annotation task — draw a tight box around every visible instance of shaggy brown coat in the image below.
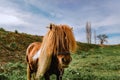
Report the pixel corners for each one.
[26,24,76,80]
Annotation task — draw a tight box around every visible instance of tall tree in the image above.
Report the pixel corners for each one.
[94,30,97,44]
[86,21,92,44]
[97,34,108,46]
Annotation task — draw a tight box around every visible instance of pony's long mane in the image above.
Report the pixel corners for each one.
[36,24,76,78]
[47,24,76,54]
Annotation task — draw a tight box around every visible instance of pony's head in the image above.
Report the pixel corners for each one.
[57,52,72,68]
[46,23,76,68]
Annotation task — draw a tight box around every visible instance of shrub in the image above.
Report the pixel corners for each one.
[10,42,17,49]
[0,28,6,32]
[15,30,18,34]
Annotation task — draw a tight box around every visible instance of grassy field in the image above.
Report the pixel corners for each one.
[0,28,120,80]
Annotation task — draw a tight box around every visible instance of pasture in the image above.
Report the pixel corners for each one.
[0,28,120,80]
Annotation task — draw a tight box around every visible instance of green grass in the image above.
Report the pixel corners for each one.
[0,46,120,80]
[0,28,120,80]
[63,46,120,80]
[0,62,26,80]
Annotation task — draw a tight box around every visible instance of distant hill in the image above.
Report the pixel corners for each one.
[0,28,43,62]
[0,28,120,80]
[0,28,119,62]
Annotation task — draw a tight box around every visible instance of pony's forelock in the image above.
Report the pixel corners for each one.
[42,24,76,55]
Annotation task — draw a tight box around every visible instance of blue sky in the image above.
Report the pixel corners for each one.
[0,0,120,44]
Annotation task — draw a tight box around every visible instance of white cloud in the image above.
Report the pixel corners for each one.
[0,1,52,35]
[0,0,120,44]
[0,14,23,25]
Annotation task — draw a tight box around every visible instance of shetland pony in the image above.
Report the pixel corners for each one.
[26,24,76,80]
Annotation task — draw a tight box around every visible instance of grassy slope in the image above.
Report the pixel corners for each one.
[0,29,120,80]
[65,45,120,80]
[0,29,42,62]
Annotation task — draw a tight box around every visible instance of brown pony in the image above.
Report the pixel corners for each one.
[26,24,76,80]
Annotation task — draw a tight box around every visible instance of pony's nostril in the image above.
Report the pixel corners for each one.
[62,58,65,63]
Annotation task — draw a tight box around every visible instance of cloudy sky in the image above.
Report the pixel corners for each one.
[0,0,120,44]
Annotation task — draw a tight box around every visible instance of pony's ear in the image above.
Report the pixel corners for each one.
[49,23,53,30]
[46,23,53,30]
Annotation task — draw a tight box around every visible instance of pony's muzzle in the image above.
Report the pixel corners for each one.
[61,56,72,67]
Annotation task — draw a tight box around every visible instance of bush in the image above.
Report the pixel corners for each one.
[10,42,17,49]
[15,30,18,34]
[0,28,6,32]
[6,42,18,51]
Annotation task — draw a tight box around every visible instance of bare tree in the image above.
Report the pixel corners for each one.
[86,21,92,44]
[94,30,97,44]
[97,34,108,46]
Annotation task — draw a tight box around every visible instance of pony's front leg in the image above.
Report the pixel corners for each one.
[56,69,64,80]
[44,72,50,80]
[27,64,31,80]
[57,74,62,80]
[44,73,50,80]
[35,74,44,80]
